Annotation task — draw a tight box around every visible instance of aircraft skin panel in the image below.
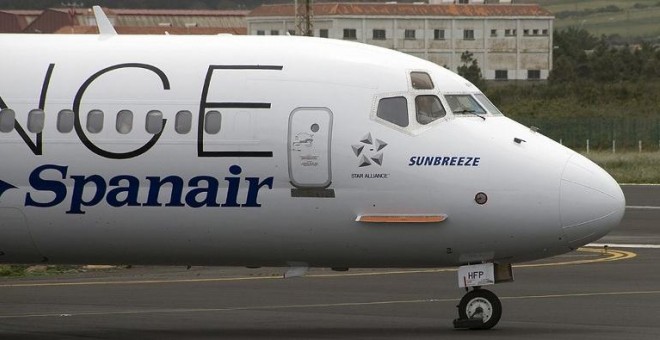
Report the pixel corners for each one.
[0,34,624,268]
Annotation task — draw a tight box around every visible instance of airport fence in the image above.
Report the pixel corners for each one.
[515,116,660,152]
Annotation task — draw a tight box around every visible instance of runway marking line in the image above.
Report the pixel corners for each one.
[0,290,659,320]
[0,248,635,288]
[626,205,660,210]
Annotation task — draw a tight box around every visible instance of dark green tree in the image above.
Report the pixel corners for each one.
[457,51,486,90]
[549,55,577,83]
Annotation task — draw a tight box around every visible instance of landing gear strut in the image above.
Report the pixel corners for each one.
[453,288,502,330]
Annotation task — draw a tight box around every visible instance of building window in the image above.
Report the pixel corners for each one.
[288,29,296,36]
[0,108,15,133]
[116,110,133,134]
[377,97,409,128]
[542,29,548,35]
[256,30,265,35]
[490,29,497,37]
[458,0,469,3]
[532,29,539,35]
[87,110,104,134]
[495,70,508,80]
[373,29,386,40]
[270,30,279,36]
[523,29,530,36]
[463,29,474,40]
[27,109,45,133]
[343,29,357,40]
[175,110,192,134]
[404,29,416,40]
[319,29,328,38]
[434,29,445,40]
[57,109,74,133]
[528,70,541,80]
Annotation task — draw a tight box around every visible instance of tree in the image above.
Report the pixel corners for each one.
[457,51,486,90]
[549,55,577,84]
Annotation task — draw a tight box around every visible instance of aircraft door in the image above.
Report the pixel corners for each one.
[0,208,44,263]
[288,108,333,188]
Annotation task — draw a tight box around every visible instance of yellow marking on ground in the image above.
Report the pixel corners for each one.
[0,248,635,288]
[516,248,636,268]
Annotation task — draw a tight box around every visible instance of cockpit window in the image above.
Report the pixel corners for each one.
[474,93,503,115]
[444,95,486,115]
[415,95,446,125]
[410,72,434,90]
[377,96,409,127]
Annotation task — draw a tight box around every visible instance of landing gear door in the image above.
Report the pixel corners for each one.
[288,108,333,188]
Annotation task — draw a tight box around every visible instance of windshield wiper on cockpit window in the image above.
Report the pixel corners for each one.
[453,109,486,120]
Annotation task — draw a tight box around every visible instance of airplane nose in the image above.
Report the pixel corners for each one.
[560,154,625,249]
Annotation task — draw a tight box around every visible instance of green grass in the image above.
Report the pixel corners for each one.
[520,0,660,39]
[0,265,83,277]
[584,152,660,184]
[532,0,659,12]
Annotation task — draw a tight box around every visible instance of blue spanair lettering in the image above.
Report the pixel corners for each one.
[68,175,106,214]
[25,164,68,208]
[107,176,141,207]
[185,176,220,208]
[408,156,481,167]
[22,164,273,214]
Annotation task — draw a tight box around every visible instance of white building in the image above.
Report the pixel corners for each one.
[248,2,554,80]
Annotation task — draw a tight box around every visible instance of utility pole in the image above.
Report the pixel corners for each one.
[294,0,313,36]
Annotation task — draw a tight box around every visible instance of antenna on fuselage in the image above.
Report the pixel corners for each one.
[92,6,117,36]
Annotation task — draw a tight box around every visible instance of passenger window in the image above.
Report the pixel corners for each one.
[116,110,133,134]
[28,109,45,133]
[145,110,163,134]
[444,95,486,115]
[474,93,503,115]
[87,110,104,134]
[57,109,74,133]
[204,110,221,134]
[410,72,434,90]
[175,110,192,134]
[377,97,409,127]
[0,108,16,133]
[415,96,446,125]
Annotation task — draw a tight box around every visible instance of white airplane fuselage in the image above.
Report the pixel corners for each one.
[0,34,624,268]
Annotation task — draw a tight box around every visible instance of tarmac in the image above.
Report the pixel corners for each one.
[0,185,658,339]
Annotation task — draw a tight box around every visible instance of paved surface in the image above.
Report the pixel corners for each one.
[0,185,658,339]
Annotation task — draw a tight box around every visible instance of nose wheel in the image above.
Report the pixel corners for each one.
[453,288,502,330]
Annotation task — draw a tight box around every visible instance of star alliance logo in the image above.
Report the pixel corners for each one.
[351,133,388,167]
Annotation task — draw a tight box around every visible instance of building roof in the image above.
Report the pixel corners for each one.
[0,10,43,16]
[249,3,554,18]
[42,8,248,17]
[13,7,250,34]
[110,9,249,17]
[54,25,246,35]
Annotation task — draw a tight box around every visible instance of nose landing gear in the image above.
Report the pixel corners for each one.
[453,288,502,330]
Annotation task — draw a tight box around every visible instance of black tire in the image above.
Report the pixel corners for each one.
[457,289,502,330]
